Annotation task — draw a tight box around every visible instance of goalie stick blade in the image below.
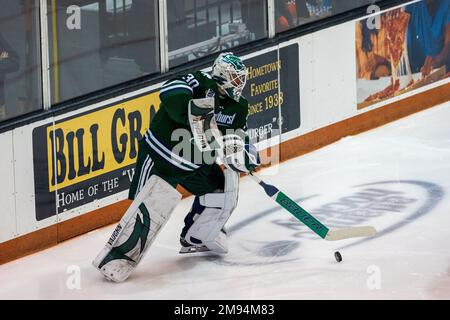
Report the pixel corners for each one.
[324,226,377,241]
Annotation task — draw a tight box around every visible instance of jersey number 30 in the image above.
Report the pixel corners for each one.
[183,74,200,89]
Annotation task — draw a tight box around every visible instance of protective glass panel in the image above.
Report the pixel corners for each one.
[47,0,160,104]
[0,0,42,122]
[168,0,268,68]
[275,0,382,33]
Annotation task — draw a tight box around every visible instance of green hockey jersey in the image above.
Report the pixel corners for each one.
[143,71,249,176]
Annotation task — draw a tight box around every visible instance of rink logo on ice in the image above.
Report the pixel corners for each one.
[216,180,443,266]
[32,91,160,220]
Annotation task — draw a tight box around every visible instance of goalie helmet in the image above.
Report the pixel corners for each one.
[211,52,247,102]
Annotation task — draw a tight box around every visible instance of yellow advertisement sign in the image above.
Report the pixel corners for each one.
[46,92,160,192]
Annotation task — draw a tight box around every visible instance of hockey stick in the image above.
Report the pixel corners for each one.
[249,174,377,241]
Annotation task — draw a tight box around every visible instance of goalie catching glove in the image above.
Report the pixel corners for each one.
[219,134,261,173]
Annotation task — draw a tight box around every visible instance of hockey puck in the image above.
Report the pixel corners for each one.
[334,251,342,262]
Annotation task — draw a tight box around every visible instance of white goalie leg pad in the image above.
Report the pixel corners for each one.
[184,169,239,254]
[92,175,181,282]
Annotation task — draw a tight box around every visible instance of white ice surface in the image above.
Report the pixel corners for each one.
[0,102,449,300]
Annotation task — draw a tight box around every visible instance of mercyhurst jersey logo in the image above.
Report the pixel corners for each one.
[215,111,236,127]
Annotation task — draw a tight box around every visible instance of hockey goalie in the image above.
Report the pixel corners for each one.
[92,53,261,282]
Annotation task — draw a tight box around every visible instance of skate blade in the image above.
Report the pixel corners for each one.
[179,246,211,254]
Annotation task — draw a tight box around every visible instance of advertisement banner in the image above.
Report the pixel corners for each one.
[243,43,301,141]
[33,92,159,220]
[356,0,449,109]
